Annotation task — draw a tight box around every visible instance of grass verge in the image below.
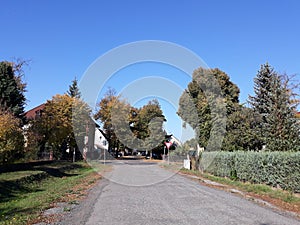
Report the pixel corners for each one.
[0,161,109,225]
[160,163,300,215]
[178,168,300,215]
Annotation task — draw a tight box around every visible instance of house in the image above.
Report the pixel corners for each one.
[23,103,46,149]
[165,134,182,147]
[24,104,109,159]
[94,127,108,151]
[25,103,45,120]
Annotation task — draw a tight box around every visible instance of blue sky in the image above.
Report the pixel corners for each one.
[1,0,300,141]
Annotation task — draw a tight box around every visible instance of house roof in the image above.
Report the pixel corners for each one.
[25,103,45,119]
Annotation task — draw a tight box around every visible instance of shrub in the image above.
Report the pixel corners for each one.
[201,151,300,192]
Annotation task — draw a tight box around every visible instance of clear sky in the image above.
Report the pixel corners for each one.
[1,0,300,141]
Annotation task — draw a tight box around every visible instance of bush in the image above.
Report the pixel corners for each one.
[0,110,24,164]
[201,151,300,192]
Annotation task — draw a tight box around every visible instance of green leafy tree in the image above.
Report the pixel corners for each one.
[0,61,26,122]
[223,105,263,151]
[177,67,239,150]
[134,99,166,155]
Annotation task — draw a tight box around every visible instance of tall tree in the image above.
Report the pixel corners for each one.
[177,67,239,150]
[0,61,26,122]
[248,63,274,145]
[95,89,166,156]
[94,88,120,153]
[223,105,263,151]
[67,77,81,99]
[249,63,300,151]
[134,99,166,154]
[39,94,91,159]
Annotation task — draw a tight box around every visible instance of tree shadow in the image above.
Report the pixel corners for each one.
[0,161,83,203]
[0,179,43,203]
[37,166,80,178]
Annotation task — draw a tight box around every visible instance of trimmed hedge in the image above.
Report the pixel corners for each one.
[200,151,300,193]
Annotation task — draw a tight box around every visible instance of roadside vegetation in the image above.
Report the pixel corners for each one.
[178,168,300,215]
[0,161,105,225]
[1,58,300,222]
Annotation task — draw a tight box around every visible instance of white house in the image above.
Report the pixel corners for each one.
[94,128,108,150]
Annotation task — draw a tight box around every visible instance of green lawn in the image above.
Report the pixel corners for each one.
[0,161,106,225]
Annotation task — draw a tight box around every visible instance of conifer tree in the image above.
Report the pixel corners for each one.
[248,63,275,146]
[0,61,26,122]
[249,63,300,151]
[67,77,81,99]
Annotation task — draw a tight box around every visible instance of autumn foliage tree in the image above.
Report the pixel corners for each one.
[94,88,120,152]
[0,60,27,163]
[0,109,24,163]
[39,94,91,159]
[95,89,166,156]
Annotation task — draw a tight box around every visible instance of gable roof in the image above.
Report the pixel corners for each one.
[25,103,45,120]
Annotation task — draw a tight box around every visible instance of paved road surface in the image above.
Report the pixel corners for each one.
[61,160,300,225]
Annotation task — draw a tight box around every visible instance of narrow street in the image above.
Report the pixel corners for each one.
[60,160,300,225]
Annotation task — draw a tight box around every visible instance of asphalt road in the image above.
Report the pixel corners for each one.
[60,160,300,225]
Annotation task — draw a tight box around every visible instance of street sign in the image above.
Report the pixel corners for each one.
[164,141,172,149]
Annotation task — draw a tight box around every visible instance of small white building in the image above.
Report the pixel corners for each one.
[94,128,108,150]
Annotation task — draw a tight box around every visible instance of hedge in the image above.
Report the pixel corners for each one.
[200,151,300,193]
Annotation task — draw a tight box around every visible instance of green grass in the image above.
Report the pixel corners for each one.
[0,161,104,225]
[0,170,42,181]
[179,168,300,204]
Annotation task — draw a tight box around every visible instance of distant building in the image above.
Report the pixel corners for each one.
[165,134,182,147]
[169,135,182,147]
[94,128,108,150]
[24,104,109,159]
[25,103,45,120]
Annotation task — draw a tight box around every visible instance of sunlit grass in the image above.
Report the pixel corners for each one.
[0,162,105,225]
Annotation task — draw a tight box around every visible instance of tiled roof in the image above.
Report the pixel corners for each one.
[25,103,45,119]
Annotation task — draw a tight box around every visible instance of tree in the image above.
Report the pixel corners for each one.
[177,67,239,150]
[95,89,166,157]
[0,61,26,122]
[223,105,263,151]
[249,63,300,151]
[133,99,166,156]
[0,109,24,163]
[94,88,120,153]
[39,94,91,159]
[248,63,275,145]
[267,74,299,151]
[67,77,81,98]
[171,138,198,156]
